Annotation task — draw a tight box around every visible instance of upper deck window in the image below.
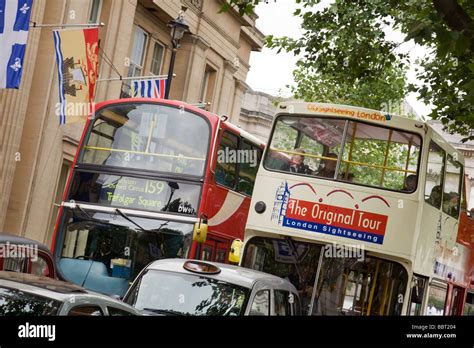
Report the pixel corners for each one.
[264,115,421,193]
[442,155,463,218]
[80,103,210,177]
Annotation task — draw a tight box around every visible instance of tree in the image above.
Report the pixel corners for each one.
[223,0,474,142]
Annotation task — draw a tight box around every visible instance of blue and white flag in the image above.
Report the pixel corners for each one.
[0,0,33,89]
[132,78,167,99]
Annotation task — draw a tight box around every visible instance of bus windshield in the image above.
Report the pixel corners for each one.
[80,103,211,177]
[242,237,407,316]
[264,116,421,192]
[58,207,193,296]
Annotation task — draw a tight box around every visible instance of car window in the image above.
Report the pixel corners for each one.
[107,306,135,316]
[31,256,52,278]
[0,286,61,315]
[274,290,291,316]
[2,256,28,273]
[68,305,104,316]
[249,290,269,316]
[292,292,301,315]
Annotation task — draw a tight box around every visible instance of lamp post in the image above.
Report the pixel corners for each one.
[165,11,189,99]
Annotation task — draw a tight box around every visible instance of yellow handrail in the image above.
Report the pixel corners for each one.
[270,148,417,174]
[84,146,205,161]
[366,260,380,316]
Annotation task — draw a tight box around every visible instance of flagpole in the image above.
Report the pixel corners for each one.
[96,74,173,83]
[30,22,105,28]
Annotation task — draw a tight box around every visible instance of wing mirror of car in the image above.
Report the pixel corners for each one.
[193,216,208,243]
[228,239,243,264]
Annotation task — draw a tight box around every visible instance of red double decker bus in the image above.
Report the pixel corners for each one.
[52,98,264,296]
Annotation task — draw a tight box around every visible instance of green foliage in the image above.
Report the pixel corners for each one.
[222,0,474,142]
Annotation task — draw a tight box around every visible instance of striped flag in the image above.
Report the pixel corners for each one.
[0,0,33,89]
[132,78,166,99]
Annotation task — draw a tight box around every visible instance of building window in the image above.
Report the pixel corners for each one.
[89,0,102,23]
[150,41,165,75]
[128,26,148,77]
[200,65,217,105]
[47,161,71,246]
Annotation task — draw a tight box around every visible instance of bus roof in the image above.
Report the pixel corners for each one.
[94,98,265,147]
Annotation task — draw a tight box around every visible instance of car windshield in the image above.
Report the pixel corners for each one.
[0,286,62,315]
[126,270,249,316]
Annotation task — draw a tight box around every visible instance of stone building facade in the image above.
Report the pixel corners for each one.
[0,0,264,245]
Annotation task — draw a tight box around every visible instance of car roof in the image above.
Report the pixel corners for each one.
[0,232,51,254]
[0,271,134,309]
[144,259,297,290]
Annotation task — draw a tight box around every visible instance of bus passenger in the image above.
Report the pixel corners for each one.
[403,175,417,192]
[317,153,338,178]
[426,185,442,207]
[444,192,459,217]
[289,149,312,175]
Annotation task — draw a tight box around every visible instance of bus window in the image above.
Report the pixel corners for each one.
[216,131,239,189]
[424,141,446,209]
[81,103,210,177]
[463,292,474,315]
[266,118,299,171]
[264,116,421,193]
[442,155,462,219]
[242,236,322,314]
[313,257,407,316]
[426,284,447,315]
[408,275,427,315]
[340,123,420,191]
[449,287,463,315]
[238,141,263,196]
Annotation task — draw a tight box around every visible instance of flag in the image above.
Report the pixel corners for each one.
[132,78,166,99]
[53,28,99,124]
[0,0,33,89]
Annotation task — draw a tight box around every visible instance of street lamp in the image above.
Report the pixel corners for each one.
[165,10,189,99]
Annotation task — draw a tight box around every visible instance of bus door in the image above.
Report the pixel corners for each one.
[407,275,428,315]
[447,285,465,315]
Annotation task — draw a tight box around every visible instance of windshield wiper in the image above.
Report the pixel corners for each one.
[75,204,109,224]
[115,209,176,235]
[142,308,185,316]
[115,208,148,231]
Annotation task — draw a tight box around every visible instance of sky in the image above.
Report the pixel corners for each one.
[245,1,432,118]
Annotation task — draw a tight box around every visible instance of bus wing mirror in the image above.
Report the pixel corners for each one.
[193,218,208,243]
[228,239,243,264]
